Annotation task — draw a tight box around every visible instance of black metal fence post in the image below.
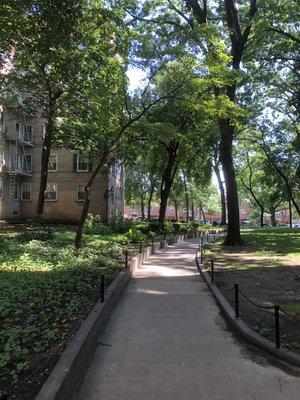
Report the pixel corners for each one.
[139,242,142,254]
[125,250,128,268]
[151,236,154,245]
[211,259,214,283]
[200,246,203,264]
[275,305,280,348]
[213,231,216,241]
[207,232,209,242]
[101,276,105,303]
[234,283,239,318]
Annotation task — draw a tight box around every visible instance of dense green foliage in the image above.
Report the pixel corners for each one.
[0,228,129,390]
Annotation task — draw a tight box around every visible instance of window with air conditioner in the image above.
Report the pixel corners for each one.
[21,183,31,201]
[48,154,58,171]
[77,184,85,201]
[45,183,57,201]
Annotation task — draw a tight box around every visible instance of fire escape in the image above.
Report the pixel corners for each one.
[6,120,34,200]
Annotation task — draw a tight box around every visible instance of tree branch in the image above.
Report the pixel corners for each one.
[186,0,207,24]
[268,27,300,44]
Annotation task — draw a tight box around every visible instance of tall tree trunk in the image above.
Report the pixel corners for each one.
[185,0,258,245]
[213,163,226,225]
[36,109,54,218]
[200,205,206,222]
[260,208,264,228]
[140,190,145,221]
[270,208,277,227]
[191,200,195,221]
[75,151,110,249]
[183,172,189,222]
[174,199,179,221]
[240,176,265,228]
[219,119,242,245]
[158,140,179,224]
[288,195,293,228]
[147,179,155,220]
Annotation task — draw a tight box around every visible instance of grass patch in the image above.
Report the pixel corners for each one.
[279,301,300,317]
[206,227,300,267]
[0,228,130,399]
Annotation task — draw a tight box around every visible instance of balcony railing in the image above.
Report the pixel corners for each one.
[10,160,33,175]
[18,132,33,144]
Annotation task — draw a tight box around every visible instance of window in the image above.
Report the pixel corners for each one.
[45,183,57,201]
[21,183,31,200]
[77,155,89,171]
[77,184,85,201]
[21,154,32,173]
[0,147,4,166]
[0,178,3,199]
[48,154,58,171]
[23,125,33,143]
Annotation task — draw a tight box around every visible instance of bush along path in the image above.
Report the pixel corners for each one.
[73,237,300,400]
[0,227,130,400]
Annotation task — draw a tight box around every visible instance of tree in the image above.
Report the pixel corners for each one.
[58,58,191,248]
[127,60,215,224]
[213,145,227,225]
[127,0,261,245]
[0,0,126,218]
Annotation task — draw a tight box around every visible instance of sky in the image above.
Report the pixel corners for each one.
[126,66,147,91]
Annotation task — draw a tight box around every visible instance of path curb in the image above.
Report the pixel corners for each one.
[195,255,300,368]
[35,233,195,400]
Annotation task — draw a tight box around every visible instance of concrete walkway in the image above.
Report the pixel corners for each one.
[73,239,300,400]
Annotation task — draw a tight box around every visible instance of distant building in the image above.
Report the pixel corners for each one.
[0,106,124,221]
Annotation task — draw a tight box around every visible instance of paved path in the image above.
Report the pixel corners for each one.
[73,239,300,400]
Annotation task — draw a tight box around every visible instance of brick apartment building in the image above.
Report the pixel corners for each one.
[0,106,124,222]
[124,201,253,224]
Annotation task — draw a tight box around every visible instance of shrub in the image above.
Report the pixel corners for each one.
[127,228,149,244]
[134,222,151,235]
[83,214,111,235]
[108,217,133,234]
[16,227,54,242]
[148,221,161,233]
[163,221,175,235]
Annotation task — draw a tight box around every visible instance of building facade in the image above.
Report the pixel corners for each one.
[0,106,124,222]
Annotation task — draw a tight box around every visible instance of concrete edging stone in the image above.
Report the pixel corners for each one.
[196,255,300,368]
[35,233,195,400]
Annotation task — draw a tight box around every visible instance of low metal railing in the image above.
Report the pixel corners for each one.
[197,242,300,349]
